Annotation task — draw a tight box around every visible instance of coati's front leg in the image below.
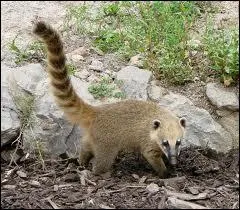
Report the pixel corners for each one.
[92,146,118,175]
[142,147,168,178]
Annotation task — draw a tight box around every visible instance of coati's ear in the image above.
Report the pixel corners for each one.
[179,117,186,128]
[152,119,161,129]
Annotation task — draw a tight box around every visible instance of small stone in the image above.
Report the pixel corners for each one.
[206,82,239,111]
[3,185,16,190]
[188,187,199,195]
[87,74,100,83]
[71,54,84,63]
[129,54,144,68]
[89,60,104,72]
[132,174,140,180]
[29,180,41,187]
[74,69,90,80]
[146,183,160,193]
[16,170,27,178]
[73,46,90,57]
[148,84,168,102]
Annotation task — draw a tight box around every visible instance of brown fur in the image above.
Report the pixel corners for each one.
[33,21,186,178]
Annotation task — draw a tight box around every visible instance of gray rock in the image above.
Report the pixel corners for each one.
[147,82,169,102]
[74,69,90,80]
[23,76,95,157]
[206,83,239,111]
[217,111,239,149]
[8,63,46,95]
[89,59,104,72]
[1,63,20,147]
[116,66,152,100]
[158,92,233,153]
[129,54,144,68]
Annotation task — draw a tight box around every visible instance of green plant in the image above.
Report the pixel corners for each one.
[203,20,239,86]
[8,37,46,65]
[66,2,202,84]
[13,93,35,128]
[88,77,125,99]
[66,63,77,75]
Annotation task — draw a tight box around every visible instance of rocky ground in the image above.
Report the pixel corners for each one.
[1,1,239,209]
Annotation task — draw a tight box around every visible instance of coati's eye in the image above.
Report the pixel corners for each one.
[162,140,169,147]
[176,139,181,146]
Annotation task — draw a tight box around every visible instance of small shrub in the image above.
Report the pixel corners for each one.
[203,20,239,86]
[88,77,125,99]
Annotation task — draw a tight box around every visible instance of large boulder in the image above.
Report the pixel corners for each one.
[1,63,21,147]
[216,110,239,149]
[158,92,233,153]
[4,62,97,157]
[206,82,239,111]
[23,75,96,157]
[116,66,152,100]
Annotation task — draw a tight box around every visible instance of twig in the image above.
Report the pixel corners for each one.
[46,197,60,209]
[232,201,239,209]
[225,185,239,190]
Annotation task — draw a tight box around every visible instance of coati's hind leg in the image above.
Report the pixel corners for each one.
[79,135,93,167]
[92,146,118,175]
[142,147,168,178]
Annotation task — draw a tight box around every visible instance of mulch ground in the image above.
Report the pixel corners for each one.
[1,146,239,209]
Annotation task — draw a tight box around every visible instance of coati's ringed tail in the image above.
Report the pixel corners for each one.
[33,21,96,127]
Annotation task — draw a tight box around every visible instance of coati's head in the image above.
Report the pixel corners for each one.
[150,113,186,167]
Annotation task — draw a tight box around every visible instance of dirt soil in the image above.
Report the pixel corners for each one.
[1,147,239,209]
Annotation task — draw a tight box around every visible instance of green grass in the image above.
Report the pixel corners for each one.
[66,63,77,75]
[88,77,125,99]
[66,2,202,85]
[13,93,35,128]
[203,20,239,86]
[8,36,46,65]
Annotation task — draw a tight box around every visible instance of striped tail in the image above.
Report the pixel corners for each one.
[33,21,96,128]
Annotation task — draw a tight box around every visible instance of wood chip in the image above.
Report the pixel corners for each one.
[3,185,16,190]
[166,196,208,209]
[46,197,60,209]
[165,190,208,201]
[16,170,27,178]
[139,176,147,184]
[188,187,199,195]
[29,180,41,187]
[99,204,115,209]
[132,174,140,179]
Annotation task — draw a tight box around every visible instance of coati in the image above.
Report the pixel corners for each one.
[33,20,186,178]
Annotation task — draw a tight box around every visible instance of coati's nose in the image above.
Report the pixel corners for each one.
[170,155,177,166]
